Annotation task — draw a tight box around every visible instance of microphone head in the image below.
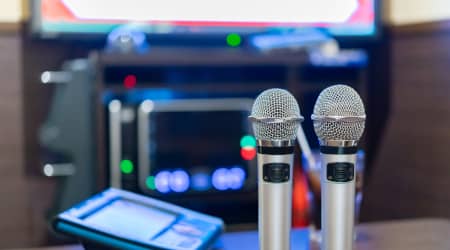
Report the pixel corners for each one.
[250,88,303,141]
[312,84,366,142]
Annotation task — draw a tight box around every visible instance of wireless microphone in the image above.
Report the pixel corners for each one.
[249,88,303,250]
[311,84,366,250]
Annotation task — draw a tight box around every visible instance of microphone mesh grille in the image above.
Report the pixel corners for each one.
[250,88,301,141]
[313,84,365,141]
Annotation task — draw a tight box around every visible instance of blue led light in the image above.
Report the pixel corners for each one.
[191,173,211,191]
[212,167,247,191]
[169,170,190,193]
[212,168,229,191]
[229,167,246,190]
[155,171,171,193]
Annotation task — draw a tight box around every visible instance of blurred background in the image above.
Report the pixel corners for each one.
[0,0,449,248]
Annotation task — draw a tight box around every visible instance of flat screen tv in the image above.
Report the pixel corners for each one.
[31,0,379,41]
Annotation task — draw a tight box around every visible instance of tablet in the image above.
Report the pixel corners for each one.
[53,188,224,250]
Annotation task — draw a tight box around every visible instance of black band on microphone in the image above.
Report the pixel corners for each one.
[320,146,357,155]
[257,146,294,155]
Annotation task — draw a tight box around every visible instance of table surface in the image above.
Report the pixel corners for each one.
[9,218,450,250]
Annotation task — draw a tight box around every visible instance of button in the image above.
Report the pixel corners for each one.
[263,163,290,183]
[326,163,354,182]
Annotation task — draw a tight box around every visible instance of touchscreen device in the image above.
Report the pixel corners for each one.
[53,188,224,250]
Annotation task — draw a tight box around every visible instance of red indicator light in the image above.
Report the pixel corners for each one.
[241,147,256,161]
[124,74,137,89]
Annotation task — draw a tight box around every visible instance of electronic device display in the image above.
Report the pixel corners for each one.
[32,0,378,38]
[53,188,224,250]
[108,98,257,196]
[138,99,256,196]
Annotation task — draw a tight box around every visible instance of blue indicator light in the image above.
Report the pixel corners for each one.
[191,173,211,191]
[169,170,190,193]
[212,168,229,191]
[155,171,171,193]
[229,167,246,190]
[212,167,247,191]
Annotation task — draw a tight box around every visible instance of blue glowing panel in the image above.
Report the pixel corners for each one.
[155,171,171,193]
[191,173,211,191]
[212,168,229,191]
[229,167,246,190]
[169,170,190,193]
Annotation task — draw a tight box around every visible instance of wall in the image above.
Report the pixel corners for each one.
[362,20,450,221]
[0,33,33,247]
[0,1,61,246]
[0,0,26,23]
[0,2,30,247]
[363,1,450,221]
[385,0,450,25]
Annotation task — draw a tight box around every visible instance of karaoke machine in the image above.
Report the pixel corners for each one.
[105,98,258,223]
[107,98,257,195]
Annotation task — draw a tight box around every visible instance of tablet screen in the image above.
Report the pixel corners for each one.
[83,199,178,241]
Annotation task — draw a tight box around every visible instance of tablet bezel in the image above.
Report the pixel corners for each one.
[53,188,224,250]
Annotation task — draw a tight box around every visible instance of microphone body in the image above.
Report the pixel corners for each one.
[249,88,303,250]
[310,84,366,250]
[320,148,357,250]
[257,145,294,250]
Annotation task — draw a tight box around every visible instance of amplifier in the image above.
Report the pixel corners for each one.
[107,98,257,201]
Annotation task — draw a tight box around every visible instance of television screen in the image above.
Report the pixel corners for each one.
[33,0,377,38]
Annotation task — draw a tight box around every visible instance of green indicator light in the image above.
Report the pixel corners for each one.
[146,176,156,190]
[240,135,256,148]
[120,159,134,174]
[226,33,242,47]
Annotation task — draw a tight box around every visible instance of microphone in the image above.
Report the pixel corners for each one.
[311,84,366,250]
[249,88,303,250]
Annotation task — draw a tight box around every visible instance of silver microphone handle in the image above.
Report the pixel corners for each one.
[321,153,356,250]
[257,153,294,250]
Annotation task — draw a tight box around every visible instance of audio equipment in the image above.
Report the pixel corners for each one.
[108,98,256,195]
[249,88,303,250]
[311,84,366,250]
[106,98,258,223]
[38,51,368,229]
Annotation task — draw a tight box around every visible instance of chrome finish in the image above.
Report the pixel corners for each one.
[138,98,254,194]
[43,163,75,177]
[40,71,72,84]
[257,139,296,147]
[108,100,122,188]
[258,153,293,250]
[319,140,358,147]
[138,100,151,194]
[250,88,302,141]
[144,98,252,112]
[249,116,304,124]
[311,114,366,122]
[321,153,356,250]
[311,85,366,142]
